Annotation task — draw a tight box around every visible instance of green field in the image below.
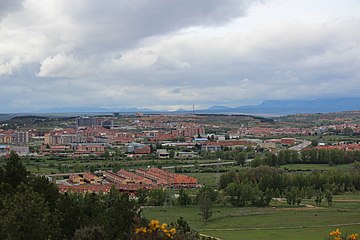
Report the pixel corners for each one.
[202,226,358,240]
[17,156,242,176]
[143,197,360,240]
[186,172,221,187]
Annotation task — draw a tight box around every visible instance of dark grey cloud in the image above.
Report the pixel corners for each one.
[0,0,23,19]
[66,0,258,55]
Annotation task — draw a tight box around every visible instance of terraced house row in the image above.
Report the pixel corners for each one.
[105,168,198,189]
[58,168,198,195]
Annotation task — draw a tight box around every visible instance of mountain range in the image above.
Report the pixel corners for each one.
[200,97,360,115]
[178,97,360,115]
[1,97,360,117]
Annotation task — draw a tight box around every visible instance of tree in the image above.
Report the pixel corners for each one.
[325,190,333,206]
[173,216,191,232]
[171,217,200,240]
[304,186,315,199]
[73,226,105,240]
[226,182,253,207]
[264,188,273,206]
[178,188,191,207]
[285,187,301,206]
[235,152,247,166]
[27,175,60,212]
[3,151,28,188]
[0,186,54,240]
[315,190,324,206]
[57,193,86,238]
[0,167,3,183]
[197,188,213,222]
[197,185,217,203]
[82,192,107,227]
[251,155,264,168]
[102,150,110,159]
[311,139,318,147]
[218,171,238,190]
[137,189,149,205]
[148,188,166,206]
[104,191,138,240]
[264,152,278,167]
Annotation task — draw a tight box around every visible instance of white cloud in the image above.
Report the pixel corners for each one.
[37,55,91,78]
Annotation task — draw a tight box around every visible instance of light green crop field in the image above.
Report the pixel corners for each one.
[26,165,60,174]
[21,157,230,175]
[186,172,219,187]
[143,196,360,240]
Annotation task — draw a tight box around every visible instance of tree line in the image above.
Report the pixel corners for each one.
[251,148,360,167]
[218,164,360,208]
[130,163,360,222]
[133,162,360,220]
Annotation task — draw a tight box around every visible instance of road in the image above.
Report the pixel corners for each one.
[289,140,312,151]
[162,161,235,169]
[44,172,87,177]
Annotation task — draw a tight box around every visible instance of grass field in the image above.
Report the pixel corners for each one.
[202,225,358,240]
[143,196,360,240]
[19,157,231,175]
[186,172,219,187]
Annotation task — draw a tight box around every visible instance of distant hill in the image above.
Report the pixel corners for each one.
[2,97,360,117]
[0,114,14,122]
[207,105,232,111]
[201,97,360,115]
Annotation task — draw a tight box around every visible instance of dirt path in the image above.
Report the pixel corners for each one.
[272,198,323,210]
[333,199,360,202]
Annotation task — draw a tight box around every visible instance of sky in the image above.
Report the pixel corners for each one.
[0,0,359,113]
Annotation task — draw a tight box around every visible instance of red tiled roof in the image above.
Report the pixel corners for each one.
[58,184,111,193]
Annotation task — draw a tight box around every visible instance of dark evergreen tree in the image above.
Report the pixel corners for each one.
[3,151,28,188]
[0,186,53,240]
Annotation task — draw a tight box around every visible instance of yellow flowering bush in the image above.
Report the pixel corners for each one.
[329,229,358,240]
[132,220,176,240]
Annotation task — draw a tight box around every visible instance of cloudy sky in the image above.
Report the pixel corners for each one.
[0,0,359,112]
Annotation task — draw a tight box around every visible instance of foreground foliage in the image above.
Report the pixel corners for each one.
[133,220,176,239]
[0,152,139,240]
[328,229,358,240]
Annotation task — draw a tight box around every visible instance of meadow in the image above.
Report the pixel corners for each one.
[143,195,360,240]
